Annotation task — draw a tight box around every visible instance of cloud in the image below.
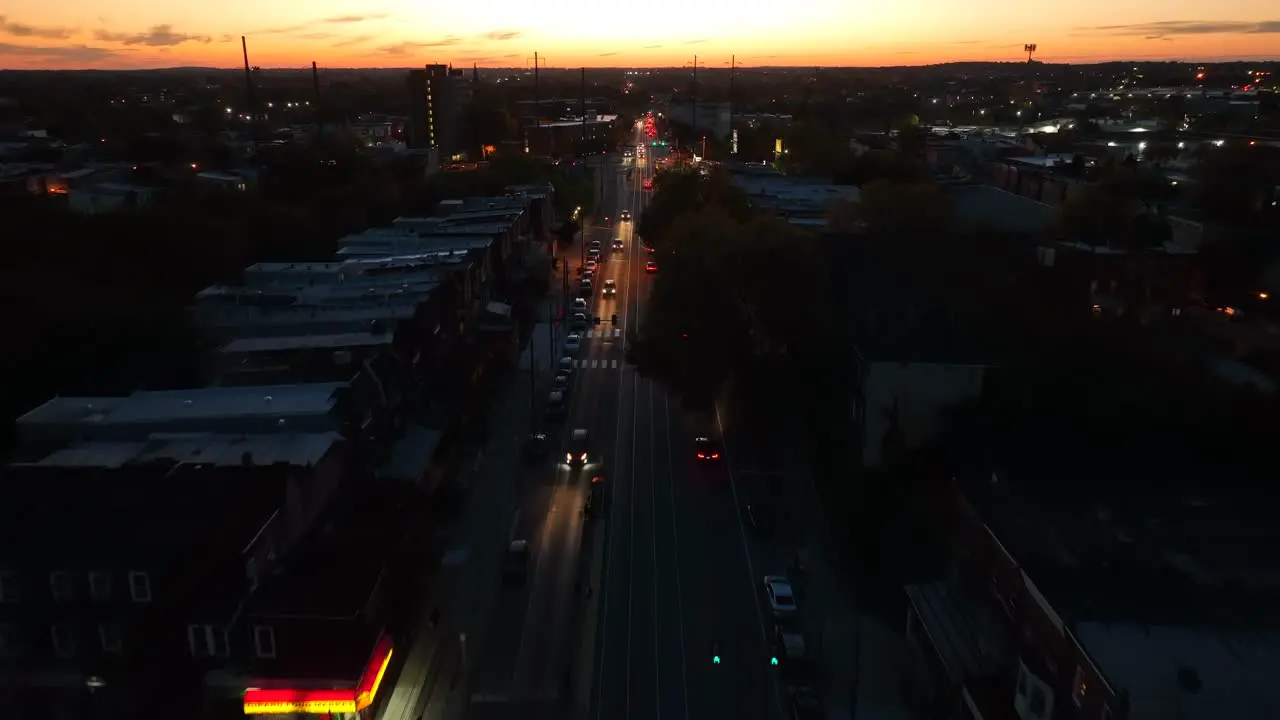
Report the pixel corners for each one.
[1079,20,1280,37]
[257,13,389,35]
[0,41,117,63]
[502,53,519,58]
[219,34,233,42]
[643,44,663,49]
[95,25,212,46]
[685,39,707,45]
[331,35,372,48]
[949,40,984,44]
[598,52,617,57]
[0,15,75,39]
[377,36,462,55]
[296,32,334,40]
[482,30,521,41]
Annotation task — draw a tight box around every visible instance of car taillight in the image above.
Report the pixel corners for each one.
[697,453,705,459]
[712,453,720,459]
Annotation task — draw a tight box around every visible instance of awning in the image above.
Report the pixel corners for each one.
[379,425,443,484]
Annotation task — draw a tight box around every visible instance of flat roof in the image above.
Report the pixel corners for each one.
[221,331,395,354]
[203,304,416,328]
[1076,621,1280,720]
[24,432,342,469]
[293,281,440,306]
[110,383,345,423]
[244,262,345,274]
[16,396,124,426]
[339,251,470,273]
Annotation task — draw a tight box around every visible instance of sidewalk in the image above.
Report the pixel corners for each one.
[791,441,911,720]
[377,289,562,720]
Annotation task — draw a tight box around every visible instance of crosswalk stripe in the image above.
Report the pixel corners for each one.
[611,359,619,368]
[572,358,625,369]
[585,328,623,339]
[590,359,598,368]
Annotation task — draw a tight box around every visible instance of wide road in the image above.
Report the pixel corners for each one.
[592,125,786,720]
[464,145,637,720]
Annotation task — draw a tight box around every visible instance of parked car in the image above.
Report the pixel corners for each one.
[764,575,797,617]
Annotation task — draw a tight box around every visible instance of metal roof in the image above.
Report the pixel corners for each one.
[220,331,395,354]
[25,432,342,469]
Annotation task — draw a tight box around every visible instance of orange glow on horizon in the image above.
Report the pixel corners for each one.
[242,636,393,715]
[1,3,1277,70]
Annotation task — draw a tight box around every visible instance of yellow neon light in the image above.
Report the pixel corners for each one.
[244,700,356,714]
[356,648,393,710]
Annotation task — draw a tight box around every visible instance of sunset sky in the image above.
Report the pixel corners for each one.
[0,1,1277,70]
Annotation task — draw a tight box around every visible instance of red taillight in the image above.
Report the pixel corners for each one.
[697,453,705,459]
[711,453,720,459]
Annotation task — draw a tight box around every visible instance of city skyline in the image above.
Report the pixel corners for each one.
[1,2,1278,70]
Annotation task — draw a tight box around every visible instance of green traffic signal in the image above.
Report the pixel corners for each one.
[770,656,779,666]
[713,655,721,664]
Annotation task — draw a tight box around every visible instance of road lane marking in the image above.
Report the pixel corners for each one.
[612,359,619,369]
[597,132,646,720]
[662,391,691,720]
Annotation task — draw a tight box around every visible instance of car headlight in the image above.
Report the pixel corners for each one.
[580,453,588,462]
[565,453,572,462]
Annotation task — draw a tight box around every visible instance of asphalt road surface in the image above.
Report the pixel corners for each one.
[590,126,786,720]
[464,147,635,720]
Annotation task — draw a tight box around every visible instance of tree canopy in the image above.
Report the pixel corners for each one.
[628,177,826,405]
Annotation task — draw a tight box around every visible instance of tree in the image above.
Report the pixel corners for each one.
[636,168,750,246]
[780,119,848,177]
[1191,144,1280,222]
[628,209,750,403]
[1060,167,1178,249]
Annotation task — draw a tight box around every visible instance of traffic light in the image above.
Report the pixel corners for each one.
[770,656,779,666]
[713,654,721,664]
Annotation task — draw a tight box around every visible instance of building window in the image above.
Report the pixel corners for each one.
[51,624,75,658]
[0,572,19,602]
[1072,665,1088,706]
[98,624,123,655]
[49,572,73,603]
[187,625,230,658]
[253,626,276,658]
[127,572,151,603]
[88,572,112,601]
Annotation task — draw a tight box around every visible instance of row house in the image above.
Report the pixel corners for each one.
[1035,241,1203,321]
[904,480,1278,720]
[0,432,349,720]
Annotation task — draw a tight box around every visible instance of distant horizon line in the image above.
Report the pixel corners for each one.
[3,58,1279,73]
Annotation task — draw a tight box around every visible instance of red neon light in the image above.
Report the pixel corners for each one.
[243,635,394,715]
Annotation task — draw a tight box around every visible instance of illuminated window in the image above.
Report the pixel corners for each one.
[51,624,75,658]
[0,572,18,602]
[99,623,123,655]
[128,572,151,602]
[49,572,72,603]
[187,624,229,658]
[88,572,111,601]
[254,625,277,658]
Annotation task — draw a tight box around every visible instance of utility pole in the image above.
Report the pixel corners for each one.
[728,55,736,137]
[529,332,536,428]
[534,52,541,129]
[580,67,588,155]
[691,54,698,141]
[310,61,322,139]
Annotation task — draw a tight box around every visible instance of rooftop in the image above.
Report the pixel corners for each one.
[201,304,416,331]
[1075,622,1280,720]
[945,184,1056,234]
[18,382,346,427]
[21,432,342,470]
[220,331,396,355]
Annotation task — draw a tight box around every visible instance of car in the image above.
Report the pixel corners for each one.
[571,312,590,329]
[790,687,824,720]
[567,428,590,466]
[645,261,658,273]
[620,210,632,222]
[643,179,653,190]
[587,249,602,263]
[572,297,588,314]
[585,260,598,273]
[564,333,583,354]
[589,239,602,250]
[585,475,606,518]
[695,437,723,461]
[579,279,593,295]
[763,575,797,616]
[612,239,624,251]
[524,432,549,460]
[644,244,655,254]
[603,279,617,296]
[582,270,595,283]
[557,356,576,377]
[551,373,571,393]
